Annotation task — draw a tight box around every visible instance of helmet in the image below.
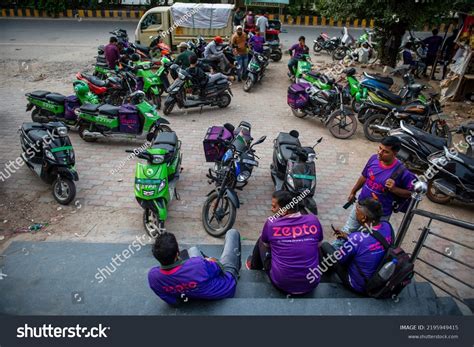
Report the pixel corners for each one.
[130,53,140,62]
[214,36,223,44]
[73,81,89,96]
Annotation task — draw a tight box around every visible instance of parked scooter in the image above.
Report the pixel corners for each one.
[202,122,266,237]
[271,130,322,215]
[243,50,269,92]
[19,122,78,205]
[426,146,474,204]
[128,131,182,237]
[163,65,233,115]
[76,91,171,143]
[25,85,97,126]
[389,121,473,172]
[289,53,312,82]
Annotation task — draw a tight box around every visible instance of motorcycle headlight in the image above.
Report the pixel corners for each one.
[307,153,316,163]
[287,173,295,189]
[44,149,55,161]
[152,155,165,164]
[237,171,251,182]
[57,126,68,137]
[158,180,166,192]
[178,72,186,80]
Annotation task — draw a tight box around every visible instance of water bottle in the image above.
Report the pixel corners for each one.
[378,258,398,280]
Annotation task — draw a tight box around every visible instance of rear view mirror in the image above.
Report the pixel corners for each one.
[252,136,267,147]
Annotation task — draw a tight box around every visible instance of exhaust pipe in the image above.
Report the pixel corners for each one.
[83,130,102,139]
[369,124,391,133]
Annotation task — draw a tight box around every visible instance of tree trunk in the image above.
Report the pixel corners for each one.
[378,22,408,68]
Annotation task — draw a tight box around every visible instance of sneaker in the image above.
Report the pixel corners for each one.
[245,255,253,270]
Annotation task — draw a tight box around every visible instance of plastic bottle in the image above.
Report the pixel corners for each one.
[378,258,398,280]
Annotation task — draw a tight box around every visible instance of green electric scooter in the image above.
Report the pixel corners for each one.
[128,131,182,237]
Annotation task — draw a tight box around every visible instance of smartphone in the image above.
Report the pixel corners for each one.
[343,197,356,209]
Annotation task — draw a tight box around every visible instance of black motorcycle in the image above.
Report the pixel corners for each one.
[163,65,232,115]
[362,93,450,142]
[264,41,283,62]
[313,32,342,55]
[290,80,358,139]
[426,146,474,205]
[271,130,322,215]
[390,121,473,173]
[202,122,266,237]
[243,51,268,92]
[19,122,78,205]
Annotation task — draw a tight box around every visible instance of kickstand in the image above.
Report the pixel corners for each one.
[175,188,181,201]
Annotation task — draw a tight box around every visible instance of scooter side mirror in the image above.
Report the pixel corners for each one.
[313,137,323,148]
[289,130,299,138]
[252,135,267,147]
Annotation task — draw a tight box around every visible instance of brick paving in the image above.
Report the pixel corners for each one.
[0,47,472,302]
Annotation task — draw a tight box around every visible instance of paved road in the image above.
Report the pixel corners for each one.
[0,18,432,59]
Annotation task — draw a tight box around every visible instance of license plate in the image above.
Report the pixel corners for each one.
[242,158,258,167]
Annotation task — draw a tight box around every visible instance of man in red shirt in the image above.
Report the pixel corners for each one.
[105,36,121,69]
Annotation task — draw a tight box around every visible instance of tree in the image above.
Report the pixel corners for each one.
[318,0,472,67]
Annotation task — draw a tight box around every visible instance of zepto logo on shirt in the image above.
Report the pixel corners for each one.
[273,224,319,239]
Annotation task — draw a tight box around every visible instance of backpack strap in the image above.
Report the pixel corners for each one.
[352,222,394,284]
[383,161,405,196]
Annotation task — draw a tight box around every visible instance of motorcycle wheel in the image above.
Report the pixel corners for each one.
[143,209,165,238]
[326,108,358,139]
[218,93,231,108]
[426,179,452,205]
[271,51,283,62]
[150,93,162,110]
[243,77,254,92]
[31,108,42,123]
[291,108,307,118]
[332,46,349,61]
[163,99,176,115]
[363,113,395,142]
[52,177,76,205]
[78,124,98,143]
[202,191,237,237]
[313,40,323,53]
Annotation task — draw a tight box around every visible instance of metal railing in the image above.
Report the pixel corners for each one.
[396,182,474,306]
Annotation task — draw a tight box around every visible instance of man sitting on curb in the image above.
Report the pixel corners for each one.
[246,190,323,295]
[148,230,241,305]
[317,198,394,294]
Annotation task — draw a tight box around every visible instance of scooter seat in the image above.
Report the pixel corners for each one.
[280,145,295,162]
[405,124,447,149]
[30,90,50,99]
[276,132,301,146]
[46,93,66,104]
[81,73,107,87]
[363,72,394,86]
[408,83,423,95]
[28,129,50,143]
[307,71,334,84]
[343,67,356,76]
[80,104,100,113]
[207,74,228,86]
[133,43,150,54]
[375,88,403,105]
[98,104,120,116]
[154,131,178,147]
[21,122,45,134]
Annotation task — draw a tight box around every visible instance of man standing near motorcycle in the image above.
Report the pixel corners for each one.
[204,36,230,73]
[148,230,241,305]
[288,36,309,77]
[105,36,121,69]
[422,29,443,78]
[249,29,265,54]
[246,191,324,295]
[231,26,248,82]
[256,12,269,40]
[342,136,416,233]
[175,42,194,69]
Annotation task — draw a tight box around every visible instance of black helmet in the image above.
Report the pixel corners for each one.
[130,53,140,62]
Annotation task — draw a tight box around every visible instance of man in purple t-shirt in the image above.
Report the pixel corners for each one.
[422,28,443,77]
[288,36,309,76]
[247,190,323,295]
[104,36,121,69]
[319,198,394,293]
[342,136,415,233]
[148,230,241,305]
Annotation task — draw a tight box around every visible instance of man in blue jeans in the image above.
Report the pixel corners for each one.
[148,230,241,305]
[342,136,415,234]
[231,26,248,81]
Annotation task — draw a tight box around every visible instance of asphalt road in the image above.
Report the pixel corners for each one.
[0,18,432,61]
